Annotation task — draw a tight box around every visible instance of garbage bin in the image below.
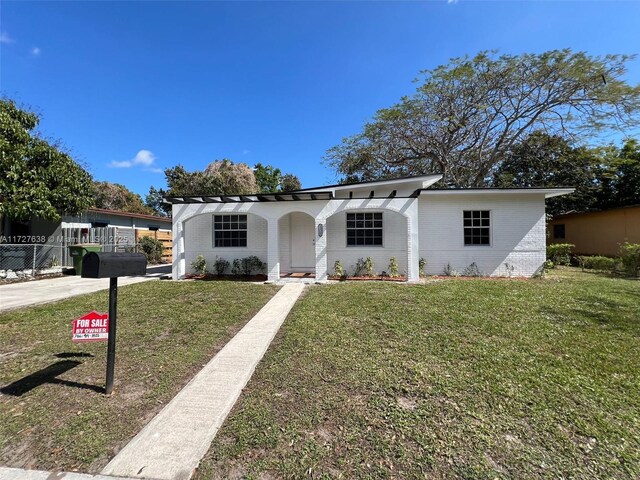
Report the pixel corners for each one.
[69,244,102,275]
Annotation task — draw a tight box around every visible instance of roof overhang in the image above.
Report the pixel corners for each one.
[419,188,575,199]
[164,191,334,204]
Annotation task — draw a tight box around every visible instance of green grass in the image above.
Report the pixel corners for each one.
[196,269,640,479]
[0,280,278,472]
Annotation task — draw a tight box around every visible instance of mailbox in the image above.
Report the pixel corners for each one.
[82,252,147,278]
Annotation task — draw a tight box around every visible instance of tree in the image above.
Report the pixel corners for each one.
[326,50,640,187]
[145,186,170,217]
[596,139,640,209]
[93,181,155,215]
[253,163,302,192]
[280,173,302,191]
[165,159,258,197]
[0,98,94,227]
[492,131,601,215]
[254,163,282,193]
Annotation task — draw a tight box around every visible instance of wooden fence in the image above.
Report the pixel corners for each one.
[135,229,173,263]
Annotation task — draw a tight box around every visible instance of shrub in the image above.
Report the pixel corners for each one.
[353,258,366,277]
[418,258,427,277]
[191,255,207,276]
[241,256,266,276]
[213,257,230,276]
[231,258,242,276]
[619,243,640,276]
[364,257,375,277]
[544,260,555,270]
[546,243,574,266]
[140,236,164,264]
[463,262,483,277]
[578,255,617,272]
[333,260,344,277]
[443,263,459,276]
[503,262,515,277]
[388,257,399,277]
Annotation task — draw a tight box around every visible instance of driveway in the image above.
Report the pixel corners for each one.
[0,265,171,313]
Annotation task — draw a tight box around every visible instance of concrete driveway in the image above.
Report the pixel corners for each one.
[0,265,171,313]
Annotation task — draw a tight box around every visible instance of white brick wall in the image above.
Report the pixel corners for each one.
[326,210,408,276]
[183,212,268,275]
[418,193,547,277]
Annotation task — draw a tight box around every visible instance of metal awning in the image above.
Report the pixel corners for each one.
[164,191,334,204]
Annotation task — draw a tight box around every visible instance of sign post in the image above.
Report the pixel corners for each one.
[80,252,147,395]
[106,277,118,394]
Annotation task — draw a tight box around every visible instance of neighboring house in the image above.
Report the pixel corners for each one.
[1,208,172,271]
[547,205,640,256]
[167,174,573,281]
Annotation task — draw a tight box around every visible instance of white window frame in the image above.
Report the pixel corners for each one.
[346,211,384,247]
[213,214,248,248]
[463,210,491,247]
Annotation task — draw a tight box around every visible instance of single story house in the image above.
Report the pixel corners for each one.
[166,174,573,281]
[547,205,640,256]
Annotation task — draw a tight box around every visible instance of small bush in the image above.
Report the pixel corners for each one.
[140,236,164,264]
[191,255,207,276]
[619,243,640,277]
[463,262,483,277]
[544,260,555,270]
[388,257,399,277]
[443,263,459,276]
[353,258,366,277]
[578,255,617,272]
[546,243,574,266]
[503,262,515,277]
[364,257,375,277]
[213,257,230,276]
[231,258,242,276]
[241,256,266,276]
[418,258,427,277]
[334,260,344,277]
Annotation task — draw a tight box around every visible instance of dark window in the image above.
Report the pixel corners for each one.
[463,210,490,246]
[213,214,247,247]
[148,226,159,232]
[91,222,108,228]
[553,224,565,239]
[346,212,383,246]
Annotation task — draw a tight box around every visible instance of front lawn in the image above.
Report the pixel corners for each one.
[196,269,639,479]
[0,280,278,472]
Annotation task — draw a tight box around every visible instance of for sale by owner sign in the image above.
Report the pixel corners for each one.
[72,311,109,342]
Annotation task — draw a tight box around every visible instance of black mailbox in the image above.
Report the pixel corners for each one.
[82,252,147,278]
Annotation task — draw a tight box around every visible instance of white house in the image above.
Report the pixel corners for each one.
[166,174,573,282]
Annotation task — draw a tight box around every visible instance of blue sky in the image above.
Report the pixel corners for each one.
[2,1,639,197]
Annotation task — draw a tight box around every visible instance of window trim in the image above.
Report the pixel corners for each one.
[345,211,384,248]
[212,214,248,248]
[462,210,492,247]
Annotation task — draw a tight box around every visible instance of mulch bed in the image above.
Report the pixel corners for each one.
[186,273,268,282]
[328,275,408,282]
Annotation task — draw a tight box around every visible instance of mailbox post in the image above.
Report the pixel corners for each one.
[82,252,147,394]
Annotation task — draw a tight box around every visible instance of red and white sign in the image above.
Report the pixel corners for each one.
[72,311,109,342]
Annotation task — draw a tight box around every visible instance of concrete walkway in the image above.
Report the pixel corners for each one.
[101,283,305,480]
[0,466,141,480]
[0,265,170,313]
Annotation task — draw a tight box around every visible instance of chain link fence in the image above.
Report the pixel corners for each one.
[0,243,145,280]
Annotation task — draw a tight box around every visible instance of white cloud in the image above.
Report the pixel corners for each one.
[242,149,250,155]
[109,149,158,169]
[447,0,459,3]
[145,167,163,174]
[31,47,41,56]
[0,32,14,44]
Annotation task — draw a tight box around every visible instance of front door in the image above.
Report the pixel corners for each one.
[290,213,315,271]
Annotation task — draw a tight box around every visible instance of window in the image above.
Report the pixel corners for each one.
[213,214,247,247]
[553,224,565,239]
[463,210,490,246]
[346,212,383,246]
